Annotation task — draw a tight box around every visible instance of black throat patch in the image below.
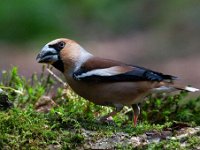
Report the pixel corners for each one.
[52,60,64,73]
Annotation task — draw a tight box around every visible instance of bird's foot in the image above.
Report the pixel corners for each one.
[133,114,138,127]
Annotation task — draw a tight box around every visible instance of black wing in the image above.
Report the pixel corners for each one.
[73,65,177,82]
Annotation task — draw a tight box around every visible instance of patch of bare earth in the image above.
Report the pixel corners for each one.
[80,125,200,149]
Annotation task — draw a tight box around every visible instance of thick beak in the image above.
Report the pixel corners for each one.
[36,45,59,63]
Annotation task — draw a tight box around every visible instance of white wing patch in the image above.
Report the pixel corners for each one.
[75,66,126,79]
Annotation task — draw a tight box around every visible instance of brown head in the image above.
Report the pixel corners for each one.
[36,38,92,73]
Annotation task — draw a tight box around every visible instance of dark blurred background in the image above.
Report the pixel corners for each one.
[0,0,200,87]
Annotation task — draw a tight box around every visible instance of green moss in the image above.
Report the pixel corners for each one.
[186,136,200,149]
[146,140,184,150]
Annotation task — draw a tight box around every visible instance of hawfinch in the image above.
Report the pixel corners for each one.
[36,38,199,126]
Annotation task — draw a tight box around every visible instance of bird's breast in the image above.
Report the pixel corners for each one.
[65,76,153,106]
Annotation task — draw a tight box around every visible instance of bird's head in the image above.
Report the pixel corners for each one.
[36,38,92,73]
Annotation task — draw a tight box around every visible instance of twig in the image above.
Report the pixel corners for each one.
[0,86,23,95]
[122,107,132,115]
[46,68,68,89]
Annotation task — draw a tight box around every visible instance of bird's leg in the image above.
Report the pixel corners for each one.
[100,105,123,123]
[132,104,140,127]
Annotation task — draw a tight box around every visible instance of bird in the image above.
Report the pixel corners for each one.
[36,38,199,126]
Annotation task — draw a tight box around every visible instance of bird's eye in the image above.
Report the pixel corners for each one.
[58,41,65,49]
[48,41,66,51]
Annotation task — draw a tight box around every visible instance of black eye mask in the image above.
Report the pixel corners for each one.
[49,41,66,51]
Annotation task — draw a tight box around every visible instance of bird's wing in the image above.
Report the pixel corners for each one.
[73,57,177,82]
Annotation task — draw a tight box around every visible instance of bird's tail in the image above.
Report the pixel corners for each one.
[171,85,199,92]
[153,83,199,93]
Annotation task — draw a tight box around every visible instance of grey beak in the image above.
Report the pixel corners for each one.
[36,45,59,63]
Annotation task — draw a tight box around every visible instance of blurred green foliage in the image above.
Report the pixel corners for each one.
[1,0,200,43]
